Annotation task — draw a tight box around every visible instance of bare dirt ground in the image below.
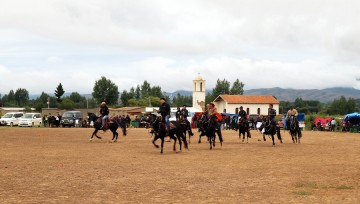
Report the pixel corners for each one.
[0,127,359,204]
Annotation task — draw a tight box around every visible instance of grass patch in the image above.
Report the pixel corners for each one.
[336,185,353,190]
[293,190,312,196]
[295,181,318,189]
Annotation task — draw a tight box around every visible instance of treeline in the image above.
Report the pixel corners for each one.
[0,76,358,115]
[279,96,358,115]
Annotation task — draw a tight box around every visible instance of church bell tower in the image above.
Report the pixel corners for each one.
[192,75,206,111]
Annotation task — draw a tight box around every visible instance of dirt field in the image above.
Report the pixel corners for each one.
[0,127,359,204]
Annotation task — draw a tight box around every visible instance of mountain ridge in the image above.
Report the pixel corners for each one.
[28,87,360,103]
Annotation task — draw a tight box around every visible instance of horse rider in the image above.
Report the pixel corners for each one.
[175,106,181,122]
[100,101,109,130]
[157,97,171,135]
[238,106,251,137]
[268,104,277,126]
[208,102,223,143]
[285,106,299,129]
[181,105,194,136]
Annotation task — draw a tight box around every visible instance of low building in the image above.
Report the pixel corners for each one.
[213,95,280,116]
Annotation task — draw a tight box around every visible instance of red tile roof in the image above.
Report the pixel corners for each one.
[214,95,279,104]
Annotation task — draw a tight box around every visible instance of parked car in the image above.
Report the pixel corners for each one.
[0,112,24,126]
[60,111,83,127]
[18,113,42,127]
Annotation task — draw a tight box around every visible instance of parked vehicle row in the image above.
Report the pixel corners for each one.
[0,111,85,128]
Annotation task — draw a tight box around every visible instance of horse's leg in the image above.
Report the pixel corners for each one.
[172,135,177,152]
[276,127,282,144]
[216,129,223,147]
[160,136,165,154]
[271,134,275,146]
[122,125,127,136]
[91,129,102,140]
[152,134,160,148]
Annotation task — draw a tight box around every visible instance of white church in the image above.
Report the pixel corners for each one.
[148,74,279,117]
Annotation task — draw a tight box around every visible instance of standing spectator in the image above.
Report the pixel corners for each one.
[43,114,48,127]
[331,118,336,131]
[126,114,131,128]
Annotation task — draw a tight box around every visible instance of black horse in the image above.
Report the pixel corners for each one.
[197,113,223,149]
[178,115,194,144]
[145,113,188,154]
[259,117,282,146]
[87,112,127,142]
[238,117,251,143]
[288,116,302,144]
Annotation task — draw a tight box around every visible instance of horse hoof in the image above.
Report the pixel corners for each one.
[89,139,92,142]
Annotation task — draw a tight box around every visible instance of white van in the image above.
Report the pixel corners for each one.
[0,112,24,126]
[18,113,42,127]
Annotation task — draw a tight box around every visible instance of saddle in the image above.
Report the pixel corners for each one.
[98,117,112,130]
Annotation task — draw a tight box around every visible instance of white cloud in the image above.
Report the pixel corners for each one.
[1,1,360,95]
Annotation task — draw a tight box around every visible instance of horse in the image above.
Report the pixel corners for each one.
[87,112,127,142]
[197,113,223,149]
[144,113,188,154]
[238,117,251,143]
[259,117,282,146]
[288,116,302,144]
[178,115,194,144]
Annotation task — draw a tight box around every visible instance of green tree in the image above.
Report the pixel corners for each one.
[92,76,119,105]
[212,78,230,98]
[14,88,29,107]
[230,79,245,95]
[172,93,192,107]
[60,98,75,110]
[135,85,141,99]
[120,90,131,107]
[141,80,151,98]
[150,86,163,98]
[294,98,305,108]
[328,96,356,115]
[54,83,65,103]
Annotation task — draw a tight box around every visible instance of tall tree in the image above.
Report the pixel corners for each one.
[230,79,245,95]
[135,85,141,99]
[92,76,119,105]
[141,80,151,98]
[212,78,230,98]
[54,83,65,103]
[120,90,131,107]
[150,86,163,98]
[14,88,29,107]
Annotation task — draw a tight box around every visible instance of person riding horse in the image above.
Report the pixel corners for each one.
[100,101,109,130]
[156,97,171,135]
[238,106,251,138]
[208,102,223,144]
[180,105,194,136]
[285,106,298,130]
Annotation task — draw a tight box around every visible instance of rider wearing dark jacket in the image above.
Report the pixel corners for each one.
[181,105,193,136]
[100,102,109,129]
[157,98,170,133]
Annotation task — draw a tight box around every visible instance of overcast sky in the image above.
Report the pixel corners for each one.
[1,0,360,95]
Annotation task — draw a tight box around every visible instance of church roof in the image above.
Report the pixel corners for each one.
[194,75,204,81]
[214,95,279,104]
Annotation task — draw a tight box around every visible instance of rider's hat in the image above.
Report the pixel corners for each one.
[240,106,243,109]
[160,97,166,101]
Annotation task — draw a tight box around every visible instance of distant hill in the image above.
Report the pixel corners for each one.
[244,87,360,103]
[167,87,360,103]
[28,87,360,103]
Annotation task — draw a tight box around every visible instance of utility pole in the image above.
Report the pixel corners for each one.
[47,97,50,109]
